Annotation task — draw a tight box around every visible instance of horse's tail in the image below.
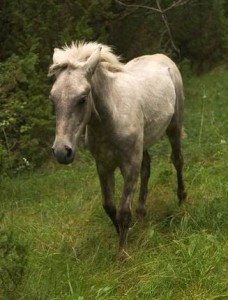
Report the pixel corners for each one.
[168,65,185,128]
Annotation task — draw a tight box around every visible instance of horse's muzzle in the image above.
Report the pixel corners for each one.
[52,143,74,164]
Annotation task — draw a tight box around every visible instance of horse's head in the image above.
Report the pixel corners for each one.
[49,47,101,164]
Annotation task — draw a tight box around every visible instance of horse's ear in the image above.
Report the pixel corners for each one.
[84,47,101,77]
[53,48,64,63]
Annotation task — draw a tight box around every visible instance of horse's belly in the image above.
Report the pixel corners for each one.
[142,77,176,148]
[143,117,172,148]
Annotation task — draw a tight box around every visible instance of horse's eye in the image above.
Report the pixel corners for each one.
[78,95,87,105]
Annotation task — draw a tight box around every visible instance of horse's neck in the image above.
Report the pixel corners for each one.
[90,66,114,123]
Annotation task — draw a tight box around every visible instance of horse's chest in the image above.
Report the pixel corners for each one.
[86,132,118,168]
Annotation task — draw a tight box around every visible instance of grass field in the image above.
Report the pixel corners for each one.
[0,68,228,299]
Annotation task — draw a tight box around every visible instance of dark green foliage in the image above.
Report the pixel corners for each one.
[111,0,228,66]
[169,0,228,70]
[0,53,53,173]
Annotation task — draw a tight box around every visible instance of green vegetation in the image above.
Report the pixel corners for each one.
[0,68,227,299]
[0,0,227,298]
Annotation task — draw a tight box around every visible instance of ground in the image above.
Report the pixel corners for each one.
[0,68,227,299]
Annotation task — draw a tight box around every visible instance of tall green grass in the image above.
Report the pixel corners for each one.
[0,68,227,299]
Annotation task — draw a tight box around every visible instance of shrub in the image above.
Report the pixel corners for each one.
[0,53,54,174]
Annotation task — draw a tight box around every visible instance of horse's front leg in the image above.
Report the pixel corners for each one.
[117,157,142,256]
[96,162,119,233]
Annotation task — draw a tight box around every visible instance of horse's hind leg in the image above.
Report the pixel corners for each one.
[166,124,187,205]
[136,150,151,218]
[96,162,119,233]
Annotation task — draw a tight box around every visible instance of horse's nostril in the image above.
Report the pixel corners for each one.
[65,145,72,158]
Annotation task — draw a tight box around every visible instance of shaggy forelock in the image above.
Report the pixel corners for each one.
[48,41,123,77]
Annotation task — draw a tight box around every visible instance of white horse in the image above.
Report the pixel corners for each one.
[48,41,186,256]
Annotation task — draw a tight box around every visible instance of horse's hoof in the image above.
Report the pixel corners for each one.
[117,249,132,261]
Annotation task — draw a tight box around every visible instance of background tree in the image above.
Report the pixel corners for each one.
[111,0,228,67]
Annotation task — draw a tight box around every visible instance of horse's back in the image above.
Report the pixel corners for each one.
[125,54,182,93]
[125,54,176,70]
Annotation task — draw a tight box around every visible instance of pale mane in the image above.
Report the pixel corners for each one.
[48,41,123,76]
